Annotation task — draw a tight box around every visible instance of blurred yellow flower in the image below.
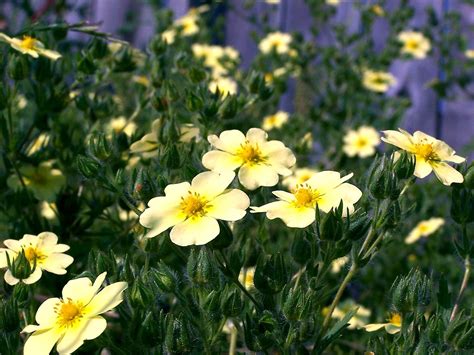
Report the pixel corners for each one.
[262,111,289,131]
[39,201,57,220]
[251,171,362,228]
[364,313,402,334]
[330,256,349,273]
[26,133,50,156]
[382,129,465,185]
[106,117,137,137]
[330,299,372,329]
[301,132,313,149]
[161,6,208,44]
[139,171,249,246]
[282,167,319,190]
[362,69,396,92]
[326,0,340,5]
[192,43,239,77]
[0,33,61,60]
[238,267,256,290]
[202,128,296,190]
[343,126,380,158]
[259,32,292,54]
[132,75,150,87]
[405,217,444,244]
[209,76,238,96]
[371,5,385,16]
[7,161,66,201]
[130,119,200,158]
[465,49,474,59]
[398,31,431,59]
[22,272,127,355]
[0,232,73,286]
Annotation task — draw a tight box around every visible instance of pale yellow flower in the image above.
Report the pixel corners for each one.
[7,161,66,201]
[0,33,61,60]
[465,49,474,59]
[371,5,385,16]
[39,201,57,220]
[192,43,239,77]
[17,94,28,109]
[398,31,431,59]
[262,111,289,131]
[364,313,402,334]
[139,171,250,246]
[162,29,176,44]
[161,7,206,43]
[282,167,319,190]
[0,232,73,285]
[382,129,465,185]
[22,272,127,355]
[265,0,280,4]
[259,32,292,54]
[326,0,340,5]
[132,75,150,87]
[202,128,296,190]
[26,133,50,156]
[251,171,362,228]
[238,267,256,290]
[405,217,444,244]
[301,132,313,149]
[362,69,397,92]
[330,299,372,329]
[343,126,381,158]
[209,76,238,96]
[130,119,200,158]
[330,256,349,273]
[106,116,137,137]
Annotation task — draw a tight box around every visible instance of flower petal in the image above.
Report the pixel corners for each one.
[62,273,106,305]
[170,217,220,246]
[41,254,74,275]
[139,205,185,238]
[246,128,268,144]
[251,201,315,228]
[363,323,388,332]
[432,162,464,186]
[35,298,61,326]
[414,157,433,179]
[238,164,279,190]
[4,269,19,286]
[207,189,249,221]
[23,268,43,284]
[381,130,413,151]
[272,190,295,202]
[56,317,106,354]
[201,150,242,171]
[24,327,62,355]
[86,282,128,316]
[208,130,246,153]
[191,171,236,198]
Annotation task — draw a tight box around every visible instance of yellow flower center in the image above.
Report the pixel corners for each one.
[55,300,83,328]
[236,142,267,165]
[292,186,320,208]
[28,171,47,185]
[271,38,283,48]
[413,143,438,161]
[405,39,420,51]
[418,223,429,233]
[355,137,368,148]
[373,75,389,85]
[20,36,37,50]
[22,246,45,265]
[388,313,402,327]
[180,192,209,218]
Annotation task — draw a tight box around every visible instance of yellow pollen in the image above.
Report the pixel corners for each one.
[56,301,83,327]
[180,192,208,218]
[355,137,368,148]
[237,142,267,165]
[293,187,319,208]
[418,224,429,233]
[373,75,389,85]
[20,36,37,50]
[414,143,438,161]
[388,313,402,327]
[405,39,420,50]
[23,246,44,265]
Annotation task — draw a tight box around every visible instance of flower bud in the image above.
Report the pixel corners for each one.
[8,55,29,81]
[381,200,401,229]
[139,309,165,348]
[248,71,264,94]
[87,249,117,276]
[76,155,101,178]
[164,144,181,169]
[9,250,34,281]
[451,185,474,224]
[78,53,97,75]
[203,290,222,322]
[391,269,431,313]
[150,263,178,293]
[189,66,207,83]
[150,35,167,56]
[185,92,204,112]
[291,232,311,265]
[89,38,108,59]
[320,208,344,241]
[243,312,276,351]
[347,213,371,241]
[445,313,474,350]
[186,248,218,287]
[113,47,136,73]
[464,164,474,189]
[220,286,242,317]
[165,315,192,354]
[368,156,395,200]
[219,95,240,119]
[393,151,416,180]
[88,132,112,161]
[129,277,155,308]
[254,253,289,294]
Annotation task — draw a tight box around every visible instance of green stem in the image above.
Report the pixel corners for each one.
[229,323,238,355]
[322,264,357,330]
[119,194,142,216]
[362,232,387,260]
[450,256,471,321]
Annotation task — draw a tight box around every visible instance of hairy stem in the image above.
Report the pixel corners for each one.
[450,256,471,321]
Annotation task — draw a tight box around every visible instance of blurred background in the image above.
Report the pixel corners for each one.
[1,0,473,152]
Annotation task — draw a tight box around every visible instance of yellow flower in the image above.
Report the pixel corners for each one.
[330,256,349,273]
[130,119,200,158]
[265,0,280,4]
[202,128,296,190]
[105,116,137,137]
[326,0,340,5]
[139,171,250,246]
[26,133,50,156]
[0,33,61,60]
[251,171,362,228]
[343,126,381,158]
[362,69,396,92]
[382,129,465,185]
[398,31,431,59]
[39,201,57,220]
[238,267,256,290]
[162,29,176,44]
[465,49,474,59]
[262,111,289,131]
[405,217,444,244]
[331,299,372,329]
[132,75,150,87]
[282,167,319,190]
[364,313,402,334]
[209,76,238,96]
[0,232,73,286]
[259,32,292,54]
[22,272,127,355]
[161,7,207,43]
[7,161,66,201]
[192,43,239,77]
[371,5,385,16]
[301,132,313,149]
